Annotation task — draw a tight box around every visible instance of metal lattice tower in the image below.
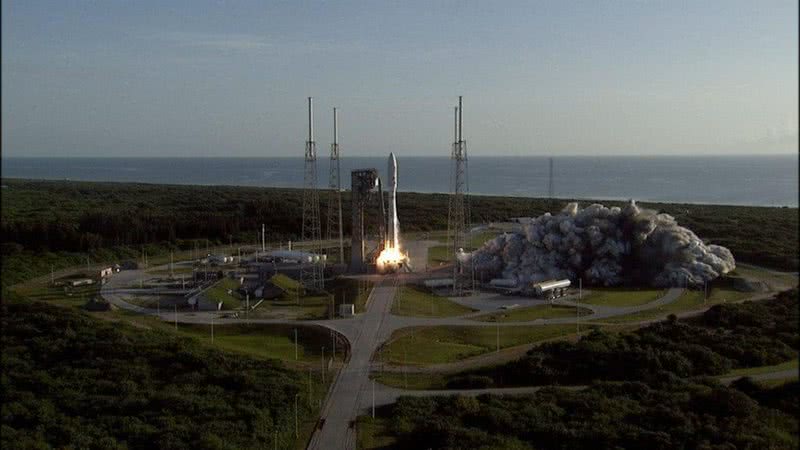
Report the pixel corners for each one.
[448,96,470,295]
[548,157,554,211]
[301,97,323,290]
[326,107,344,264]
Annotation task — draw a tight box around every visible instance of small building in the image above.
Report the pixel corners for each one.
[339,303,355,318]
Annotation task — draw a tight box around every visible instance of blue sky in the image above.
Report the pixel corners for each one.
[2,0,797,157]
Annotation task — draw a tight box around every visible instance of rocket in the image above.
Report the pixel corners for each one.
[387,152,400,249]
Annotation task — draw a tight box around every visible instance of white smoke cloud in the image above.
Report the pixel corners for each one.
[472,201,735,287]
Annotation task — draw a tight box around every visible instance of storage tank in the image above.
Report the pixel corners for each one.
[533,279,571,297]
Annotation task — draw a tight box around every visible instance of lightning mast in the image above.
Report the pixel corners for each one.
[448,96,470,295]
[301,97,323,290]
[326,108,344,264]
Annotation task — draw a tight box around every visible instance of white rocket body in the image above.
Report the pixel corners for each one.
[388,152,400,249]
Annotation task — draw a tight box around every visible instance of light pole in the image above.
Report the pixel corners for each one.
[321,347,326,384]
[496,321,500,352]
[294,393,299,438]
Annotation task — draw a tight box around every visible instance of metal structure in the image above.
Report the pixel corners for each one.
[447,96,471,295]
[301,97,324,290]
[326,107,344,264]
[548,157,554,211]
[350,168,379,272]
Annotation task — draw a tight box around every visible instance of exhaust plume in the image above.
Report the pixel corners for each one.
[472,201,735,287]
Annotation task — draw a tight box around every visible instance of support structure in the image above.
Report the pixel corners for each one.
[326,108,344,264]
[301,97,324,290]
[448,96,471,295]
[548,157,555,211]
[349,169,379,272]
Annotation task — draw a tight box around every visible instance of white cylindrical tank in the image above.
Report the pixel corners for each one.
[533,279,571,296]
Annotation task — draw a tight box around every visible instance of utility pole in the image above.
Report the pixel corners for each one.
[496,321,500,352]
[331,330,336,361]
[308,367,312,408]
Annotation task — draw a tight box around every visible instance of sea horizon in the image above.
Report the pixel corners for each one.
[2,154,797,207]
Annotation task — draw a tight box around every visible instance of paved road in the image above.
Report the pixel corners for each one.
[307,277,398,450]
[99,259,797,450]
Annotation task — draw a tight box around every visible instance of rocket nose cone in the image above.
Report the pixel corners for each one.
[389,152,396,163]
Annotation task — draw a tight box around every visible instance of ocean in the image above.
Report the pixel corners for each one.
[2,155,797,207]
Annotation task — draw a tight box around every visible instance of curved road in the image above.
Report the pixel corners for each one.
[100,262,795,450]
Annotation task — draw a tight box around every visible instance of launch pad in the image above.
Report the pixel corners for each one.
[349,154,410,274]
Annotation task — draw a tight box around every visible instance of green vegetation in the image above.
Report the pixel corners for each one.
[391,286,475,317]
[724,359,799,377]
[381,324,581,366]
[426,245,450,266]
[357,415,397,450]
[469,304,590,322]
[461,290,798,387]
[580,287,665,307]
[176,323,345,364]
[372,372,448,390]
[373,379,798,449]
[204,277,242,310]
[1,296,329,450]
[590,283,752,324]
[271,273,301,292]
[2,179,797,287]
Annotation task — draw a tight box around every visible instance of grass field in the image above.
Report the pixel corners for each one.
[468,304,591,322]
[372,371,448,390]
[588,285,753,324]
[11,279,100,309]
[724,359,798,377]
[427,245,450,266]
[580,288,665,307]
[175,322,345,363]
[380,324,580,366]
[426,231,501,267]
[204,277,242,310]
[357,415,396,450]
[391,286,475,317]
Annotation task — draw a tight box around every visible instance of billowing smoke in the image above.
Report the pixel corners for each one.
[471,201,735,287]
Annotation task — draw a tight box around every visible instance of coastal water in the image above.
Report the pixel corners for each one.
[2,155,797,207]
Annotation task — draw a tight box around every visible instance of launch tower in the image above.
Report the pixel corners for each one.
[326,108,344,264]
[301,97,324,290]
[448,96,471,295]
